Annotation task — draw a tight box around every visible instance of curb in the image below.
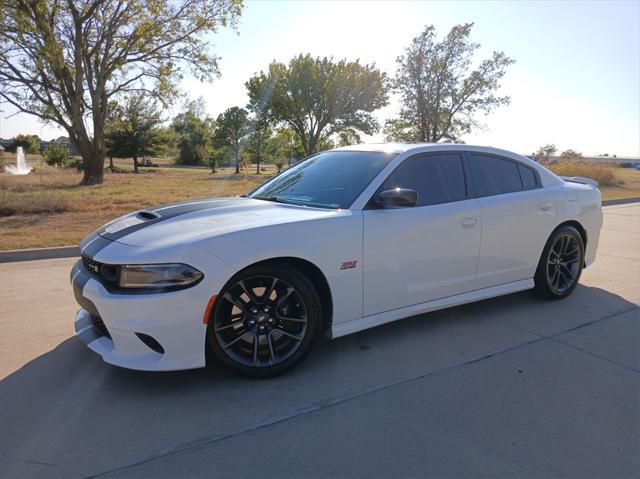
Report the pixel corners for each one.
[1,199,638,264]
[601,197,640,207]
[0,246,80,264]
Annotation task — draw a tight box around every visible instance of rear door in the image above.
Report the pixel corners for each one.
[362,153,482,316]
[464,153,557,289]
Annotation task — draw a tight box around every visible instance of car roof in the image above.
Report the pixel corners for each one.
[333,142,563,187]
[333,142,522,157]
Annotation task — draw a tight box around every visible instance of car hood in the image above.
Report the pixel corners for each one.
[96,197,340,248]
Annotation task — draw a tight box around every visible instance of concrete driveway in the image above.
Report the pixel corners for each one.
[1,204,638,479]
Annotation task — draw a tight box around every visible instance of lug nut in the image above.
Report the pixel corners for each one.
[268,318,273,323]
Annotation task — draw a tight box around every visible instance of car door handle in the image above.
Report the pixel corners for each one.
[461,217,478,228]
[539,201,552,211]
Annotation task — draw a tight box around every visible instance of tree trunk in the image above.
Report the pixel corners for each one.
[256,157,260,174]
[109,156,113,169]
[71,128,105,185]
[81,150,105,185]
[133,156,139,173]
[235,148,240,174]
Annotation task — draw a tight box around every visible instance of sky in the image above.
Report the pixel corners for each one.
[2,0,639,157]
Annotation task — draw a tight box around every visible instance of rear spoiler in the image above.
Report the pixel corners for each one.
[560,176,599,188]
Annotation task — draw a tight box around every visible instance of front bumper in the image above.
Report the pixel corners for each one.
[70,255,228,371]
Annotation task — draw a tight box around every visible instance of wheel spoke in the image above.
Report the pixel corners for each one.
[276,287,294,308]
[251,333,259,365]
[563,238,574,255]
[273,328,302,341]
[550,267,560,289]
[238,280,259,304]
[262,277,278,303]
[223,293,246,311]
[277,314,307,324]
[215,322,239,333]
[223,331,248,349]
[560,263,575,281]
[267,333,277,363]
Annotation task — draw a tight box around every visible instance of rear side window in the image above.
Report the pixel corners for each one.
[467,154,523,197]
[380,154,467,206]
[518,164,538,189]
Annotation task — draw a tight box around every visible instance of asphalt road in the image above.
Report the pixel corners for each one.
[0,204,638,479]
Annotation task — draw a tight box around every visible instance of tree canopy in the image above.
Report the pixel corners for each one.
[534,144,558,163]
[0,0,242,184]
[105,94,164,172]
[172,98,215,166]
[213,106,249,173]
[386,23,514,143]
[246,54,388,156]
[8,134,40,155]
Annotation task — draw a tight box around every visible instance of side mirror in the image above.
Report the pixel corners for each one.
[376,188,418,208]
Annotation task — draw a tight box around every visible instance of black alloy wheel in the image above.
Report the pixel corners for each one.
[533,225,584,299]
[208,263,322,377]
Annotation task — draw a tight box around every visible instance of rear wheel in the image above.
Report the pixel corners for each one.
[208,263,322,377]
[533,225,584,299]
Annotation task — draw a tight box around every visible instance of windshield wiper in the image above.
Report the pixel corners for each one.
[252,195,306,207]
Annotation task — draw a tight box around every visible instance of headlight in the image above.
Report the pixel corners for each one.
[118,264,203,290]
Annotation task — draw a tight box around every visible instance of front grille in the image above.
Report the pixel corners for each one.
[82,255,101,275]
[81,255,118,285]
[90,314,111,339]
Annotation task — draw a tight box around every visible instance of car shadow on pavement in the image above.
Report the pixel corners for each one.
[0,284,637,478]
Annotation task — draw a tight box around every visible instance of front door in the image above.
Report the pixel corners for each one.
[362,153,482,317]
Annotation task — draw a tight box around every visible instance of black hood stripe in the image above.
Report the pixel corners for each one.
[82,235,113,258]
[84,198,249,259]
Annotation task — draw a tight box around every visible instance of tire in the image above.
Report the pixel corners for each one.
[533,225,585,299]
[207,263,322,377]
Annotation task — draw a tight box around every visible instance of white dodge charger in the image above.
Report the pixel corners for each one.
[71,143,603,376]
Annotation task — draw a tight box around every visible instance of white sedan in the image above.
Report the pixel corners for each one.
[71,143,603,376]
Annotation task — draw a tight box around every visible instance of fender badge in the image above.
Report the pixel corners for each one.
[340,260,358,270]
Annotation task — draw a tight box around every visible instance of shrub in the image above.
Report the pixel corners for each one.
[548,161,618,187]
[272,157,286,173]
[43,143,73,167]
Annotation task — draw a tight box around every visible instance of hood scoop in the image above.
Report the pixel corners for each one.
[137,210,161,221]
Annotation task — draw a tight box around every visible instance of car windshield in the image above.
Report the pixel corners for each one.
[250,150,396,209]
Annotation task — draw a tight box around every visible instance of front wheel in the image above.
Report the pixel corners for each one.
[208,263,322,377]
[533,225,585,299]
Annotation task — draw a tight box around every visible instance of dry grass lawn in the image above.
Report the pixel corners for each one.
[1,156,639,251]
[0,165,270,250]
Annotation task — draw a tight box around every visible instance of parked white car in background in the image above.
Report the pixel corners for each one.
[71,143,603,376]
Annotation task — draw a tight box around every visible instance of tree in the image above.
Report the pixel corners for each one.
[0,0,242,185]
[244,117,272,174]
[337,128,361,147]
[9,134,40,155]
[105,94,164,173]
[272,127,301,166]
[560,149,583,161]
[43,142,72,167]
[214,106,249,174]
[172,99,215,166]
[386,23,514,143]
[533,144,558,163]
[246,54,388,156]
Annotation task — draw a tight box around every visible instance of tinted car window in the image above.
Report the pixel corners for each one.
[250,151,395,209]
[467,154,523,197]
[519,164,538,189]
[380,154,467,206]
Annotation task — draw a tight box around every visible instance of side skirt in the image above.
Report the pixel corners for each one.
[329,278,534,339]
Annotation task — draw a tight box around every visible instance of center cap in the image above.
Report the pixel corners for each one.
[255,312,269,323]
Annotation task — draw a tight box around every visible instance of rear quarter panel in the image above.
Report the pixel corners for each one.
[554,182,603,266]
